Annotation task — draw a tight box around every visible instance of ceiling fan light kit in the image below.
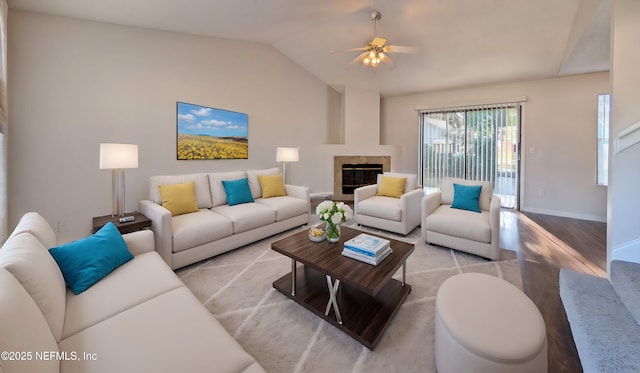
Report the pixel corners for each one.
[343,10,418,69]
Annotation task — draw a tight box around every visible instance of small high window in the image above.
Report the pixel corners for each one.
[597,94,610,186]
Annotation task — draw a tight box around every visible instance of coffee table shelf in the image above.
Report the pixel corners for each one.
[271,226,414,349]
[273,266,411,349]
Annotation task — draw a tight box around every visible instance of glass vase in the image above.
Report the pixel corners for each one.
[326,222,340,243]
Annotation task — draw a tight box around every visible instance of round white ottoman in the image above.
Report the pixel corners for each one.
[435,273,547,373]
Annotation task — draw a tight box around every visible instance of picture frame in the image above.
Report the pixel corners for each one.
[176,101,248,160]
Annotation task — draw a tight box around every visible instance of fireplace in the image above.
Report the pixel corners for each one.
[333,156,391,201]
[341,164,383,195]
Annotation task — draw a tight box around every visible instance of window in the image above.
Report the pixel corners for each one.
[419,103,521,208]
[597,94,610,186]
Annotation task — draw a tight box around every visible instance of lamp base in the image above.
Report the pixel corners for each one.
[111,169,126,217]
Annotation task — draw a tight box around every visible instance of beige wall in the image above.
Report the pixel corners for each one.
[609,0,640,264]
[382,72,609,221]
[7,10,339,242]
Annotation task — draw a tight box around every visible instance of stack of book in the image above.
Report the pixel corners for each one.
[342,233,392,266]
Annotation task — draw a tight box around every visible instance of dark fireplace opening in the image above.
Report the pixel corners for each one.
[341,163,383,195]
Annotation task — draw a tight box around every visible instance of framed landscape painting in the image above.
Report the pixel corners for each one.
[176,102,248,160]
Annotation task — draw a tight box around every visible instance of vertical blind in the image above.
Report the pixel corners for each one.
[419,103,520,208]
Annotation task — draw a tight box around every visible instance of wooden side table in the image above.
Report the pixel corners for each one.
[92,212,151,234]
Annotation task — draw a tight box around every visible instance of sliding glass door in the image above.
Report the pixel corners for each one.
[419,104,520,209]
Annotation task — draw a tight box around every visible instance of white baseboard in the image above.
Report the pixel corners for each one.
[521,207,606,223]
[612,238,640,263]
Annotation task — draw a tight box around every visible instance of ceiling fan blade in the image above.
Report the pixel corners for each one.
[348,51,369,66]
[381,54,396,69]
[341,47,369,52]
[383,45,420,54]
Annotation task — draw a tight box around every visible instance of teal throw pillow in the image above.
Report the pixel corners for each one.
[451,183,482,213]
[49,222,133,295]
[222,178,255,206]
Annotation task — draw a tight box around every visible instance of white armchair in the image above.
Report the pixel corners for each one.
[422,178,501,260]
[354,172,424,235]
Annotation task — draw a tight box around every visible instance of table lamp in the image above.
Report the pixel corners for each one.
[100,143,138,217]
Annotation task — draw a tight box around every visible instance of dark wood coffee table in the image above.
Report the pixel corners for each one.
[271,226,414,349]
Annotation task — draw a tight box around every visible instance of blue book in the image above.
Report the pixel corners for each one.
[344,243,389,258]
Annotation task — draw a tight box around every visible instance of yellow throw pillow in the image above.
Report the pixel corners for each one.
[158,181,199,216]
[377,176,407,198]
[258,174,287,198]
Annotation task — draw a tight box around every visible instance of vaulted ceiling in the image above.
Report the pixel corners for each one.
[7,0,611,97]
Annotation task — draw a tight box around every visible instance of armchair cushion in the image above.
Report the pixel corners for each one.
[357,196,402,222]
[425,205,491,243]
[377,172,418,194]
[451,183,482,213]
[441,178,493,211]
[377,176,407,198]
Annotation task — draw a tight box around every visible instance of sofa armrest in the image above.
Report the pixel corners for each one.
[285,184,310,201]
[355,184,378,203]
[421,192,442,241]
[489,195,501,258]
[122,230,155,256]
[285,184,310,224]
[354,184,378,217]
[139,200,173,268]
[401,188,425,227]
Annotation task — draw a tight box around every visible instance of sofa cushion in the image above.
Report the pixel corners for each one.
[209,171,247,207]
[222,178,255,206]
[158,181,200,216]
[246,167,280,199]
[0,232,66,342]
[441,178,493,211]
[58,287,260,373]
[451,183,482,213]
[62,252,183,339]
[213,203,276,234]
[150,173,212,209]
[49,222,134,295]
[377,175,407,198]
[377,172,418,194]
[357,196,402,222]
[172,210,233,253]
[0,267,59,373]
[426,205,491,243]
[9,211,57,248]
[258,174,286,198]
[256,196,307,221]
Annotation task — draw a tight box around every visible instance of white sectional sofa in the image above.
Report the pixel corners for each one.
[139,168,310,269]
[0,212,264,373]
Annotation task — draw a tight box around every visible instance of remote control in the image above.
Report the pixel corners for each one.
[119,216,135,223]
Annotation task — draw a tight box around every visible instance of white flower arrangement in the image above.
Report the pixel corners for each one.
[315,201,353,241]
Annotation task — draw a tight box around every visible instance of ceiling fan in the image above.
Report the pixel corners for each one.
[343,10,419,68]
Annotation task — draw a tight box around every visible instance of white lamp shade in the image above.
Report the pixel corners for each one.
[276,147,299,162]
[99,143,139,169]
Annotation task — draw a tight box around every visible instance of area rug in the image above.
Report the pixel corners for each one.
[176,224,521,373]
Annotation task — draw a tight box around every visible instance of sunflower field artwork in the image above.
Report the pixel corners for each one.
[177,102,248,160]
